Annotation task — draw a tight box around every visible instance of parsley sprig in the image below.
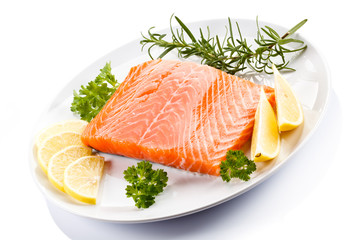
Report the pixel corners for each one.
[220,150,256,182]
[124,161,168,209]
[71,62,119,122]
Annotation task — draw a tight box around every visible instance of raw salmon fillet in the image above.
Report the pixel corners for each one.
[81,59,275,176]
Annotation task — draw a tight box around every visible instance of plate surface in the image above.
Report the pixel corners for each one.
[30,18,330,223]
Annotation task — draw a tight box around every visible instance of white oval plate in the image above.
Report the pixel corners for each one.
[30,18,330,223]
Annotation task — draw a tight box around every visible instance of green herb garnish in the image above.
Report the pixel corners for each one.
[141,15,307,74]
[71,62,119,122]
[124,161,168,209]
[220,150,256,182]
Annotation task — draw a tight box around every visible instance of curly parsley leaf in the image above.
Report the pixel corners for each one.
[220,150,256,182]
[70,62,119,122]
[124,161,168,209]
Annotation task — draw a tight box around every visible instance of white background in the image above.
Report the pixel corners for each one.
[1,0,354,239]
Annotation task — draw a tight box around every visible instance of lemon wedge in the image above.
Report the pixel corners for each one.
[272,64,304,131]
[251,87,280,162]
[37,132,86,174]
[35,119,88,149]
[47,145,92,192]
[64,156,105,204]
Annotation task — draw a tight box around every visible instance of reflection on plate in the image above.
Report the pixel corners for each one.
[29,18,330,223]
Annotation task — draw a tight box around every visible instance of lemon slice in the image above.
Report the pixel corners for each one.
[35,119,88,149]
[64,156,105,204]
[251,87,280,162]
[37,132,86,174]
[47,145,92,192]
[272,64,304,131]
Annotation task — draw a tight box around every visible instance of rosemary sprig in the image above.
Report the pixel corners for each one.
[140,15,307,75]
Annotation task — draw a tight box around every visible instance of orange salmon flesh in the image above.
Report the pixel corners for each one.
[81,59,275,176]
